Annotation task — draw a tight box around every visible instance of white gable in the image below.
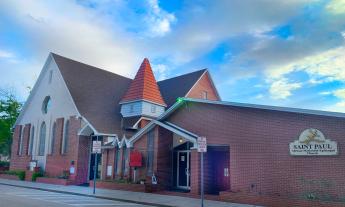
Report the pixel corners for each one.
[18,55,79,125]
[16,54,80,168]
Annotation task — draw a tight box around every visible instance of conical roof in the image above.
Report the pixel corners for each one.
[120,58,166,106]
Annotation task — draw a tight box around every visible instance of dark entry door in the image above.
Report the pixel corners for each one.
[177,151,190,189]
[208,146,230,194]
[89,136,103,181]
[89,153,102,180]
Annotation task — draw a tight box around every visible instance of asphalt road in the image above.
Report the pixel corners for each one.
[0,184,152,207]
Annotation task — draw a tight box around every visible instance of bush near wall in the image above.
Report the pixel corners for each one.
[0,161,9,171]
[0,170,25,180]
[31,171,44,182]
[0,161,9,167]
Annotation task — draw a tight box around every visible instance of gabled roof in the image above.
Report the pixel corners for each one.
[52,53,132,134]
[158,69,207,107]
[160,98,345,120]
[129,97,345,145]
[120,58,166,106]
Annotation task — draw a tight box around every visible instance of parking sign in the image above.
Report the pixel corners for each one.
[197,137,207,152]
[92,141,102,153]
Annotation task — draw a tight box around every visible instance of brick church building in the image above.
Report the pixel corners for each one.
[10,53,345,205]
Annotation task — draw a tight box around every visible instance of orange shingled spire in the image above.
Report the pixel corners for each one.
[120,58,166,106]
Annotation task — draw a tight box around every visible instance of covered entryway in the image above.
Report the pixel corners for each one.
[129,120,198,192]
[173,140,193,191]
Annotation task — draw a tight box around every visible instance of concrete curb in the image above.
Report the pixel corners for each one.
[0,182,175,207]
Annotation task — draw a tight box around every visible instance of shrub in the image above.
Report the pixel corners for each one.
[15,170,25,180]
[32,171,44,181]
[0,161,9,167]
[2,170,26,180]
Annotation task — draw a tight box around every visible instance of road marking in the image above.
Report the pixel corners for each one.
[3,189,145,207]
[70,204,139,206]
[13,194,75,197]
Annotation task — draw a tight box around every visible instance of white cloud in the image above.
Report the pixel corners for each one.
[255,94,264,99]
[269,78,302,100]
[336,101,345,107]
[152,63,169,81]
[326,0,345,14]
[333,88,345,99]
[266,46,345,82]
[323,88,345,112]
[319,91,332,96]
[0,0,144,78]
[145,0,176,37]
[149,0,314,65]
[0,49,15,59]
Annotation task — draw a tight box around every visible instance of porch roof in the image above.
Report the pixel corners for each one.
[128,120,198,147]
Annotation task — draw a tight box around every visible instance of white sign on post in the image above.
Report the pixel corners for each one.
[197,137,207,153]
[92,141,102,154]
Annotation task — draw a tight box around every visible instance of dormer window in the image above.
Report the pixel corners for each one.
[202,91,208,99]
[42,96,51,114]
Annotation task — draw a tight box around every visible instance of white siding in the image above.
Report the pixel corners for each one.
[121,101,165,117]
[17,56,79,169]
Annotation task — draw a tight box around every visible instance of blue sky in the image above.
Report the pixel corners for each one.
[1,0,345,112]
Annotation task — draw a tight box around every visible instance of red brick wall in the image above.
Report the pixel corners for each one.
[10,124,32,170]
[75,135,91,184]
[156,127,173,188]
[101,149,109,179]
[101,148,117,180]
[190,150,200,194]
[167,102,345,200]
[133,133,148,181]
[108,149,115,179]
[186,72,219,101]
[45,116,90,184]
[46,117,68,176]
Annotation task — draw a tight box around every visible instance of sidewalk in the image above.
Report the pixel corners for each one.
[0,178,259,207]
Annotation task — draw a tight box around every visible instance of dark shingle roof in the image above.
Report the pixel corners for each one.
[158,69,207,107]
[52,53,206,134]
[52,53,132,135]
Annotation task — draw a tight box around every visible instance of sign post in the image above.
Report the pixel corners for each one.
[197,137,207,207]
[92,136,101,194]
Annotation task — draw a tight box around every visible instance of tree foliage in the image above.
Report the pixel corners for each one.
[0,89,22,156]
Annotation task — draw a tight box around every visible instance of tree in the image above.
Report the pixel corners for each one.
[0,89,22,157]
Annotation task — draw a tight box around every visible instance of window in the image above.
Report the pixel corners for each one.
[115,148,121,176]
[129,104,134,113]
[146,130,154,176]
[62,120,69,154]
[38,122,46,156]
[122,147,129,175]
[28,126,35,155]
[18,127,24,155]
[201,91,208,99]
[42,96,51,114]
[151,105,156,113]
[48,70,53,84]
[50,122,56,154]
